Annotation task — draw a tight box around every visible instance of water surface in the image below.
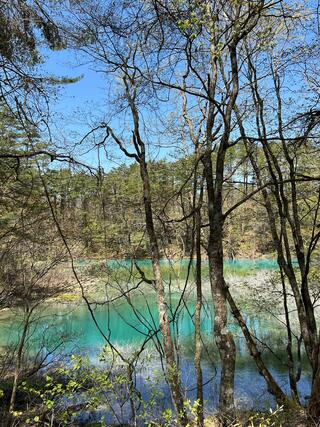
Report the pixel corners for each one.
[0,259,311,423]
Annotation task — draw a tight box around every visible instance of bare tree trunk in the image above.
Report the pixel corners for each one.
[108,73,188,425]
[234,54,320,414]
[139,159,188,425]
[280,269,300,403]
[202,148,236,414]
[195,191,204,427]
[200,40,239,414]
[181,88,205,424]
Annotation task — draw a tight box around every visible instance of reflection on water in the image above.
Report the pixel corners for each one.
[0,290,312,416]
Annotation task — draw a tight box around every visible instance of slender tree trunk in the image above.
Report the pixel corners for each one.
[225,288,286,404]
[280,269,300,403]
[139,159,188,425]
[235,92,320,414]
[210,236,236,414]
[195,193,204,427]
[200,41,238,412]
[110,74,189,424]
[203,149,236,414]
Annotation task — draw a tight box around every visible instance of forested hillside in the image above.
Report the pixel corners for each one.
[3,114,318,261]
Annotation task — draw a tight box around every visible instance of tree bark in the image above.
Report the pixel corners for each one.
[202,147,236,414]
[195,192,204,427]
[139,159,188,425]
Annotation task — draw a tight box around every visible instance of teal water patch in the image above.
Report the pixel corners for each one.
[0,293,302,358]
[106,258,281,269]
[105,258,282,278]
[0,293,312,421]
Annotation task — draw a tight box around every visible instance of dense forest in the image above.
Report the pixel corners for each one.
[1,137,275,260]
[0,0,320,426]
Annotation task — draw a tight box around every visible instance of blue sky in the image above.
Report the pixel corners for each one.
[39,48,123,170]
[41,49,104,133]
[39,3,320,172]
[40,48,178,170]
[45,51,105,110]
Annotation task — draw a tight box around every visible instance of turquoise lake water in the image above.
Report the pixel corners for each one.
[0,259,311,423]
[105,257,283,273]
